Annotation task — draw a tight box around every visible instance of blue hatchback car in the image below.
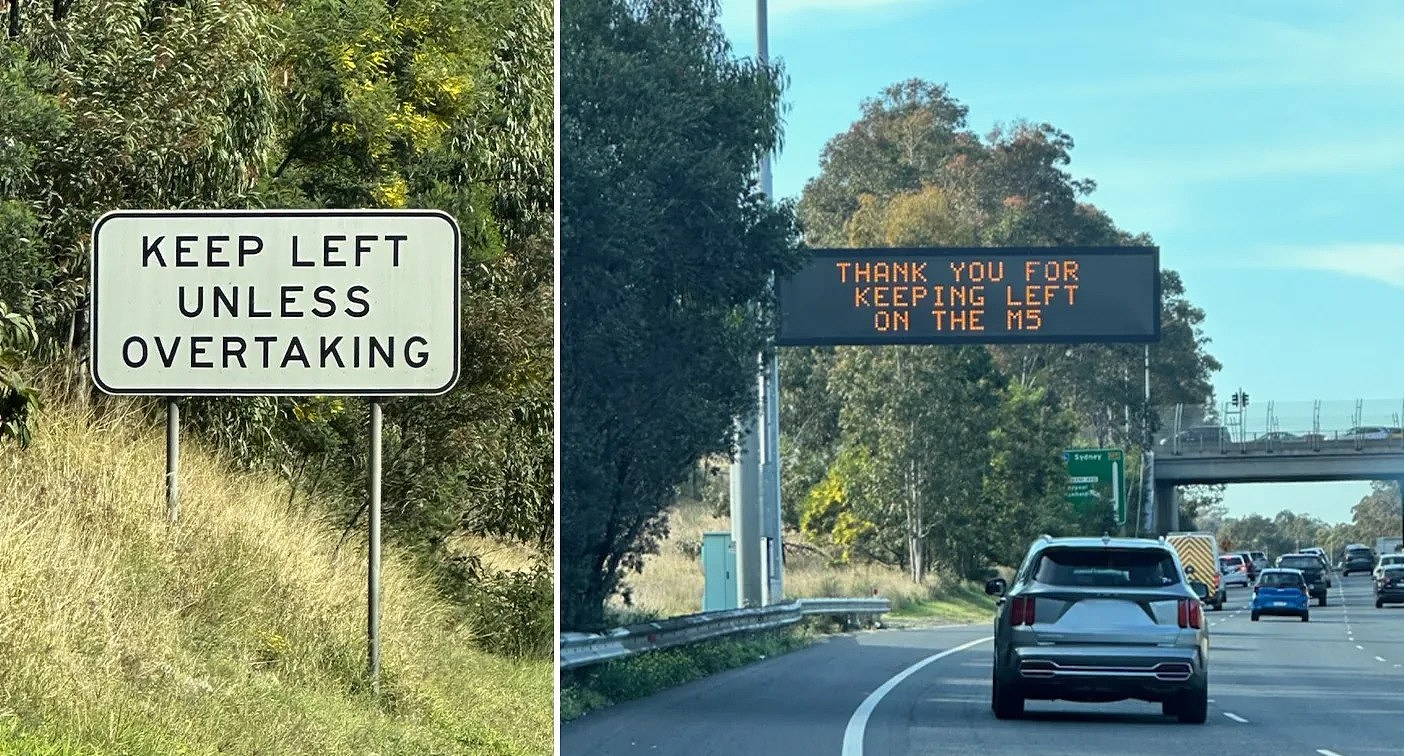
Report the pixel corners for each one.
[1251,568,1310,622]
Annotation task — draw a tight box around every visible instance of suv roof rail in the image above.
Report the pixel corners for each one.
[1039,534,1053,542]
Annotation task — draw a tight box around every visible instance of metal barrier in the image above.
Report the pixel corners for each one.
[559,597,892,670]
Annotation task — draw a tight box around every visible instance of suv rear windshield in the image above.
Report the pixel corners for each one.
[1280,556,1321,570]
[1220,556,1243,566]
[1346,548,1372,557]
[1032,548,1181,588]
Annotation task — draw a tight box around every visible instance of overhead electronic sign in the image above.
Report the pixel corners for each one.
[776,246,1160,346]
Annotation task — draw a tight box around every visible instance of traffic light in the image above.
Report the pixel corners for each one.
[1231,390,1249,408]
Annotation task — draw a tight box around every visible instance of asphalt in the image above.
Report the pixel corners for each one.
[562,574,1404,755]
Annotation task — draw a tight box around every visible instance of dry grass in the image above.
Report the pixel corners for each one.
[0,399,551,755]
[612,497,996,625]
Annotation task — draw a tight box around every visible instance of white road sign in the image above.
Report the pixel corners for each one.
[90,209,461,396]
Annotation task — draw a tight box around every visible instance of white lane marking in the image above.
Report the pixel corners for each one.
[842,636,992,756]
[1376,656,1387,662]
[1223,712,1249,723]
[1318,750,1345,756]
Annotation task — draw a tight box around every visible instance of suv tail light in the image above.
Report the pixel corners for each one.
[1009,596,1035,626]
[1177,599,1202,629]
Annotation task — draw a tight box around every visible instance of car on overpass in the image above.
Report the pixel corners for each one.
[985,535,1209,724]
[1160,425,1233,453]
[1339,426,1402,443]
[1250,568,1310,622]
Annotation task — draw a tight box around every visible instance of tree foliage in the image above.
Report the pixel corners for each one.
[1207,482,1399,562]
[1,0,554,654]
[559,0,805,631]
[783,79,1224,579]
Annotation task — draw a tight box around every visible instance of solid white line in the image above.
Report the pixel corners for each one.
[1317,749,1345,756]
[1223,712,1249,723]
[842,636,992,756]
[1376,656,1387,662]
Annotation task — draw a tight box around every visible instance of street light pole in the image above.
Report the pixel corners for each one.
[730,0,782,608]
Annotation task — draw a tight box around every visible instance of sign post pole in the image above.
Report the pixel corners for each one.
[368,398,383,696]
[166,397,180,524]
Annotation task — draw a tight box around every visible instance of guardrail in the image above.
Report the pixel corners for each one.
[559,597,891,670]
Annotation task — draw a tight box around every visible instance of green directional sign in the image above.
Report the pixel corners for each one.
[1063,448,1126,525]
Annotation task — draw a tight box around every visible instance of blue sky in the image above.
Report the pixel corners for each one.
[716,0,1404,524]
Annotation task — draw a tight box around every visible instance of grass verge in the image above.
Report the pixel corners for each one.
[0,399,551,755]
[560,626,813,721]
[886,581,998,625]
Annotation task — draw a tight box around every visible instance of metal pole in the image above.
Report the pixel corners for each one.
[730,404,762,607]
[166,398,180,524]
[729,0,778,608]
[368,399,383,695]
[758,0,783,605]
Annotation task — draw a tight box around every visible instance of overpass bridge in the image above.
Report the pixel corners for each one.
[1146,398,1404,533]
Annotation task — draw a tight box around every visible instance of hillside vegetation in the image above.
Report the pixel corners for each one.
[611,496,996,626]
[0,399,551,755]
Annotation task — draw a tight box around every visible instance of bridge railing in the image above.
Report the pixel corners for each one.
[1155,399,1404,456]
[559,597,891,670]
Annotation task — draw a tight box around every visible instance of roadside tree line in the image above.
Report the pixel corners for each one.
[1201,481,1404,561]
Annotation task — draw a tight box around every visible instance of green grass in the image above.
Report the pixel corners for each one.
[560,627,814,721]
[887,582,998,624]
[0,399,552,755]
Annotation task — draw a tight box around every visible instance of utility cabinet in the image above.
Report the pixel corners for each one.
[701,531,738,611]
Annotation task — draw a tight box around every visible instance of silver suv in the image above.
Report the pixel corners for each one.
[985,535,1210,724]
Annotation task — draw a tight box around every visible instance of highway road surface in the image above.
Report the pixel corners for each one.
[562,573,1404,755]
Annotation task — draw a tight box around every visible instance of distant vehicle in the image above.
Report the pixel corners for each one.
[1232,551,1260,580]
[1248,431,1314,449]
[1167,532,1226,610]
[986,535,1208,724]
[1341,426,1396,441]
[1374,553,1404,579]
[1251,568,1310,622]
[1342,545,1376,576]
[1219,555,1250,587]
[1377,536,1403,555]
[1375,566,1404,608]
[1277,553,1330,606]
[1161,425,1233,452]
[1247,550,1269,573]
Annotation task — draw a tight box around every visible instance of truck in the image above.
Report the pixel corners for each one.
[1377,536,1403,555]
[1166,531,1225,611]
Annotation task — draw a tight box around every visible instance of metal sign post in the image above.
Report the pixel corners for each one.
[166,397,180,523]
[368,398,383,695]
